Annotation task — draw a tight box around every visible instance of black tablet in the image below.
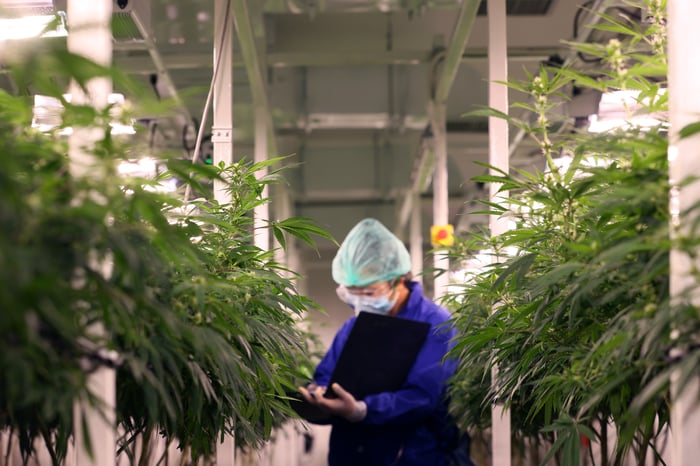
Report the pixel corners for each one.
[324,311,431,399]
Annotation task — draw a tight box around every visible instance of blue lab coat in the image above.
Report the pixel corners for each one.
[313,280,458,466]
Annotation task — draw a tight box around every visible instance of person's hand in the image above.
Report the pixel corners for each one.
[298,382,367,422]
[299,382,325,402]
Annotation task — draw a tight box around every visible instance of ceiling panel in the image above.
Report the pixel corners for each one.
[0,0,621,260]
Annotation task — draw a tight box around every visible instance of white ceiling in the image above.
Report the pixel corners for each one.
[2,0,626,259]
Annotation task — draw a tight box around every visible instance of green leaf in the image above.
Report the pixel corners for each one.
[680,121,700,139]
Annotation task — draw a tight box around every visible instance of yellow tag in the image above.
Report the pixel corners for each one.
[430,224,454,247]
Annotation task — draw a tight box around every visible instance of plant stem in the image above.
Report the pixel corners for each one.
[600,419,608,466]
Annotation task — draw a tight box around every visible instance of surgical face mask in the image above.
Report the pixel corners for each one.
[336,285,398,316]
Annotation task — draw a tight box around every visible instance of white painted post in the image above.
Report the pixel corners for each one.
[254,106,270,251]
[410,192,423,284]
[66,1,116,464]
[488,0,511,465]
[211,0,234,205]
[668,0,700,464]
[431,102,450,300]
[212,0,236,464]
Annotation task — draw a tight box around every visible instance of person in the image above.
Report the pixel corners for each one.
[299,218,473,466]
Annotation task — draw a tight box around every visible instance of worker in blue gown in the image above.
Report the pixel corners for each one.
[299,218,473,466]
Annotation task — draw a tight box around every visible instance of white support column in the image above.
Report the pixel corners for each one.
[488,0,511,465]
[410,192,423,284]
[430,102,450,300]
[213,1,236,464]
[212,0,234,205]
[66,1,116,465]
[668,0,700,464]
[254,106,270,251]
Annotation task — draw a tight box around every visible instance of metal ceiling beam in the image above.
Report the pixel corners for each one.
[126,4,195,126]
[230,0,276,154]
[432,0,481,105]
[230,0,294,233]
[395,0,480,234]
[113,48,558,73]
[231,2,267,120]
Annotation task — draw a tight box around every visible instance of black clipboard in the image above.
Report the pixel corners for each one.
[290,311,430,423]
[324,311,431,399]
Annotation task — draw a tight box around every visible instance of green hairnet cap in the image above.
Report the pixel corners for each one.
[332,218,411,287]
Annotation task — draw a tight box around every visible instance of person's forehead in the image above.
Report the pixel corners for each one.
[348,281,388,290]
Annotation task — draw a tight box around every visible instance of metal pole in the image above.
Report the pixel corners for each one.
[430,102,449,300]
[211,0,234,205]
[66,1,116,464]
[488,0,511,464]
[426,1,480,299]
[410,192,423,284]
[254,106,270,251]
[668,0,700,464]
[213,0,236,464]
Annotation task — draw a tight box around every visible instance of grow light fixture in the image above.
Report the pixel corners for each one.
[0,9,67,41]
[587,89,668,133]
[117,157,157,177]
[117,158,178,193]
[0,13,67,40]
[32,93,136,135]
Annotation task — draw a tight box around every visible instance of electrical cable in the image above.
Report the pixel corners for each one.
[181,117,199,153]
[149,73,161,100]
[149,120,158,149]
[183,0,232,202]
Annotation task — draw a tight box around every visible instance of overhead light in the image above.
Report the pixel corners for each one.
[0,11,67,41]
[587,89,668,133]
[308,113,391,130]
[32,93,136,135]
[306,113,428,131]
[0,0,54,15]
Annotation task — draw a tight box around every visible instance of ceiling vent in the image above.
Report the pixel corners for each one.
[111,0,151,43]
[51,0,151,43]
[477,0,554,16]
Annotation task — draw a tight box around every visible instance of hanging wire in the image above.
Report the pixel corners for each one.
[183,0,232,202]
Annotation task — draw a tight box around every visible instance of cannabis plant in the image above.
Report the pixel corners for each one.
[445,1,700,464]
[0,47,330,465]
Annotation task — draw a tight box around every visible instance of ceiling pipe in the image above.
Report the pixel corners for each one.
[395,0,480,234]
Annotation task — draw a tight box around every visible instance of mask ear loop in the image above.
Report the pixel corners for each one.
[390,273,411,292]
[386,275,405,301]
[387,273,411,304]
[336,285,350,302]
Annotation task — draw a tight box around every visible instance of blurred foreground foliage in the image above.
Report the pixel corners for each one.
[0,43,331,464]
